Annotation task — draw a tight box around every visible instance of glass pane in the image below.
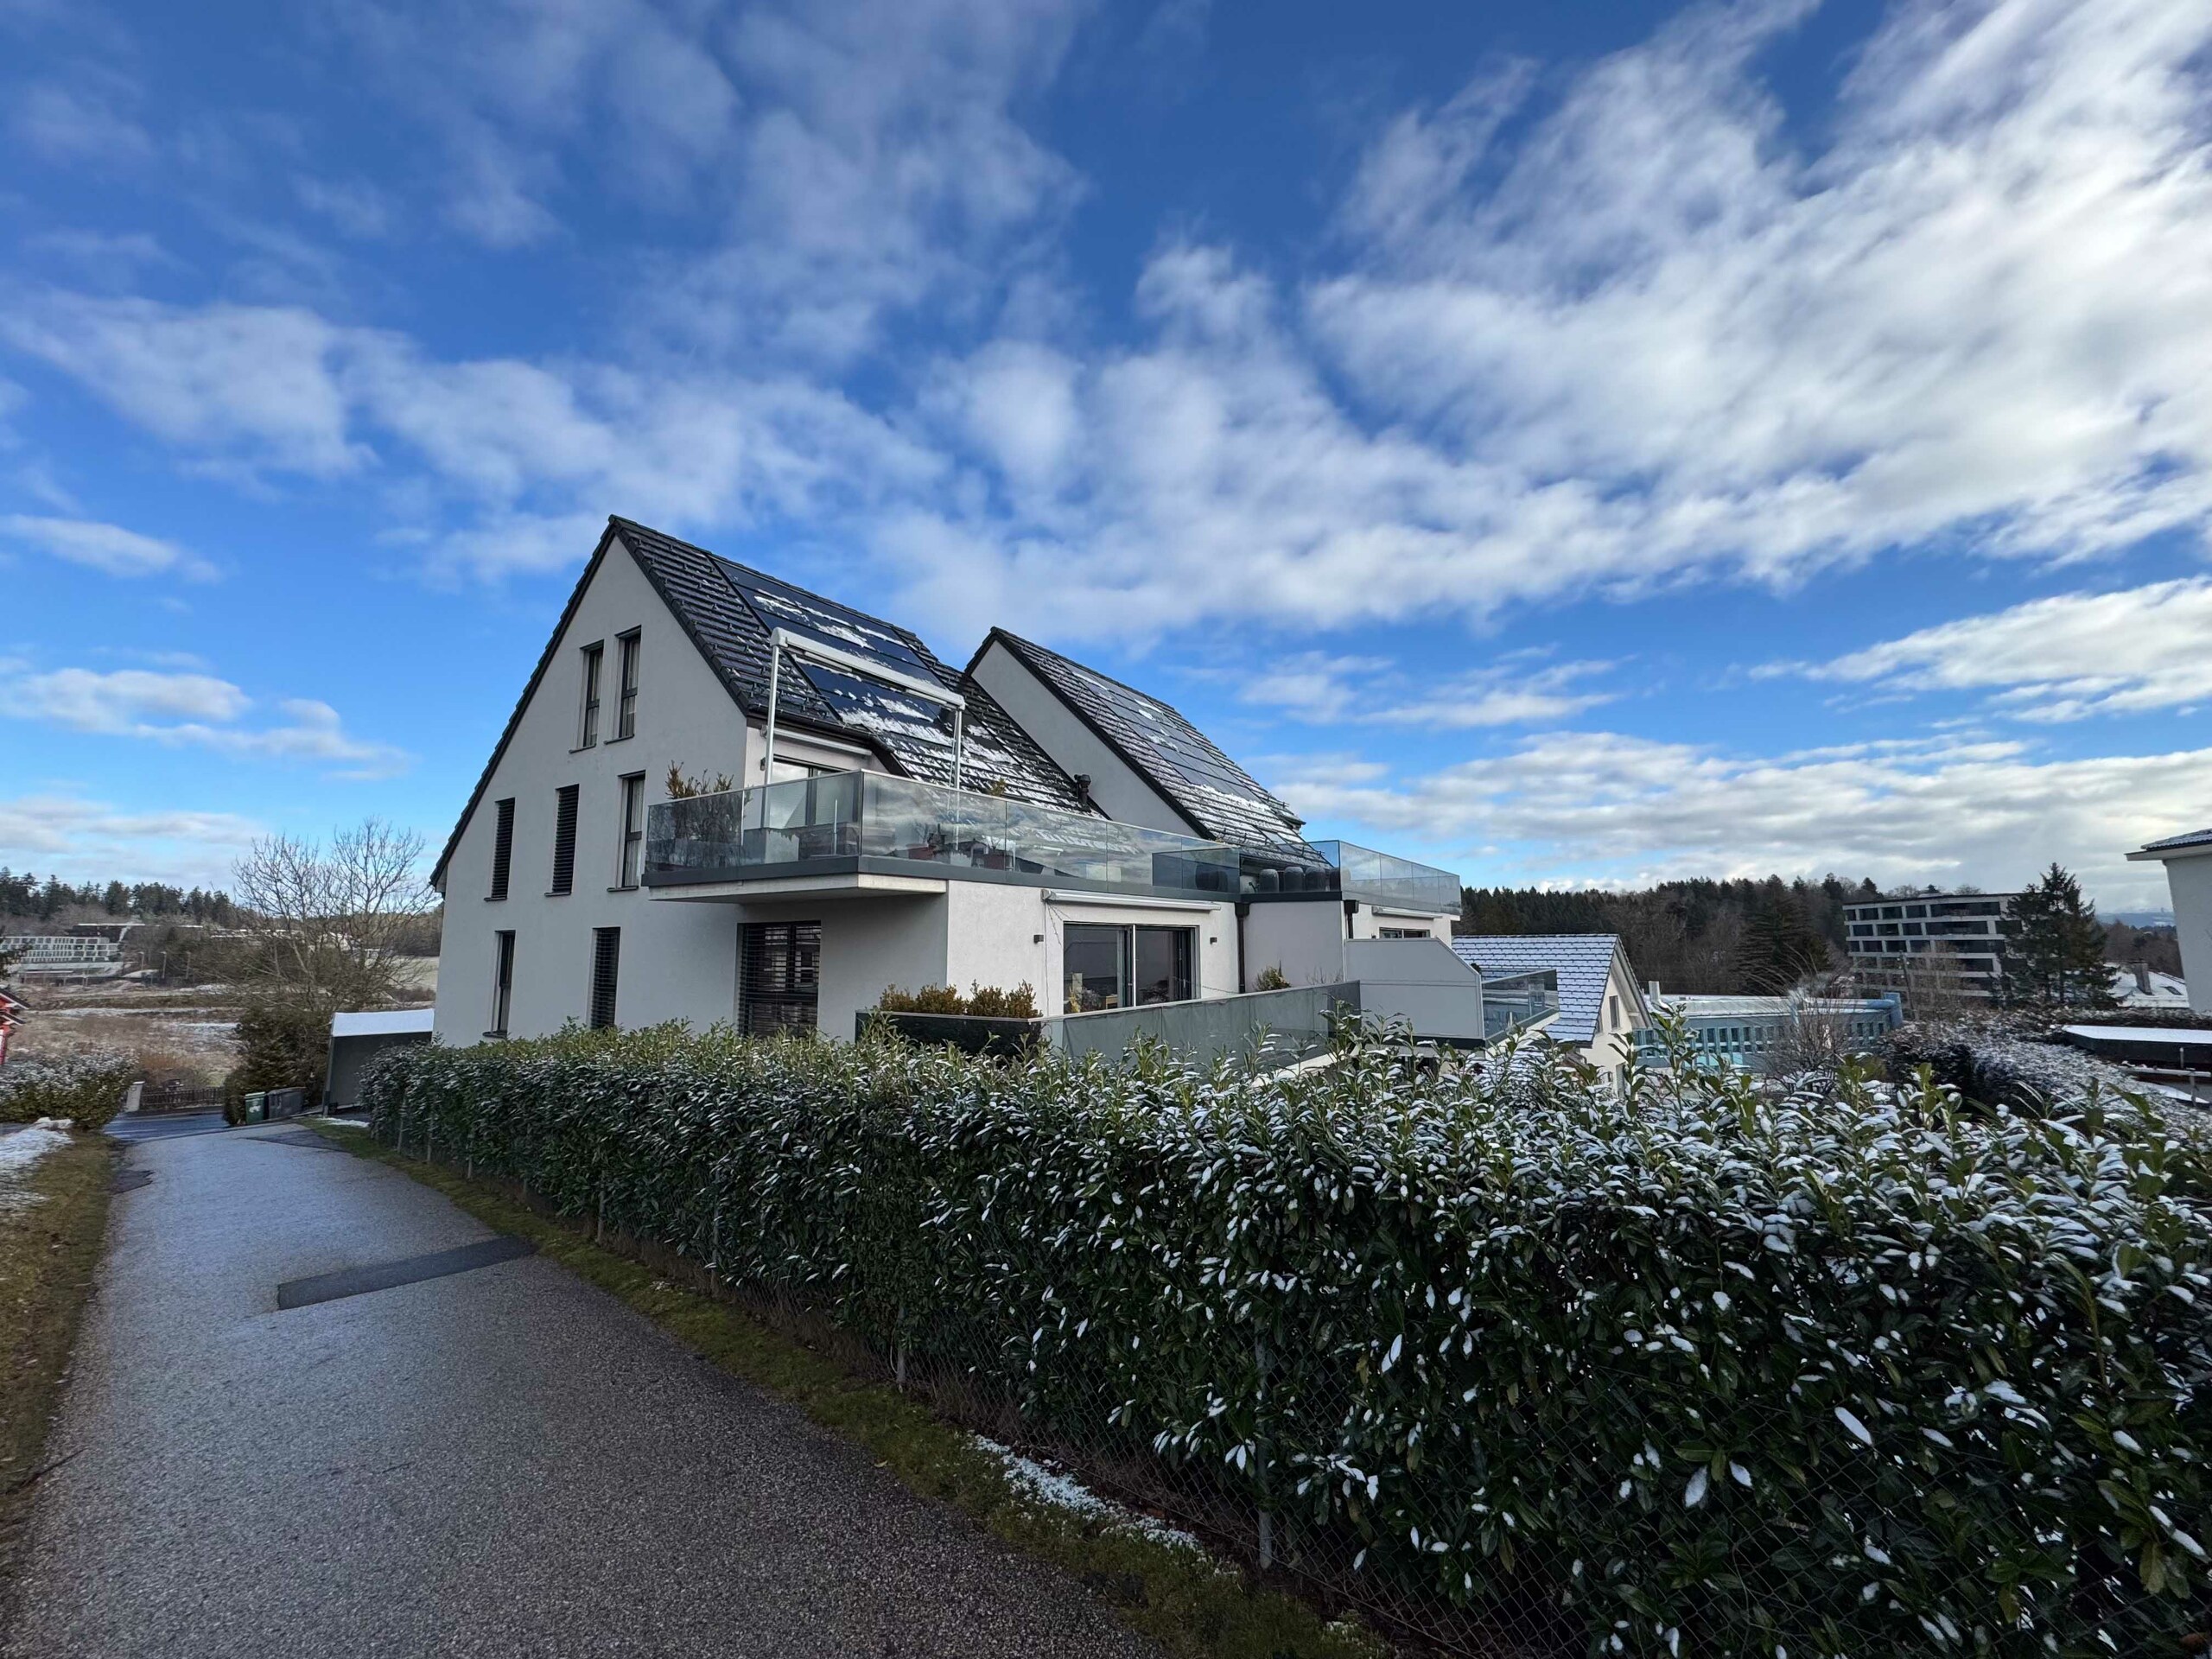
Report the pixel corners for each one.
[1132,926,1192,1006]
[1063,924,1126,1013]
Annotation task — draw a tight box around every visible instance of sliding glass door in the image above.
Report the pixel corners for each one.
[1061,923,1195,1014]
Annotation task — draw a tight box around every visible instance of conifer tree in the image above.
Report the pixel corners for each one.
[2000,863,2114,1008]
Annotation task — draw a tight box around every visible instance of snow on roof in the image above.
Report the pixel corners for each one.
[2062,1024,2212,1046]
[329,1007,435,1039]
[983,630,1307,852]
[1452,934,1627,1046]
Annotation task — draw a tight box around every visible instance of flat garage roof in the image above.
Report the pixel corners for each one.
[329,1007,435,1039]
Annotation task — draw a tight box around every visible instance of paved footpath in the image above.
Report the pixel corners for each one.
[4,1122,1157,1659]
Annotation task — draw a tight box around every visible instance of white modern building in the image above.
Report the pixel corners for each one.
[1840,891,2018,1007]
[2127,829,2212,1015]
[429,519,1527,1055]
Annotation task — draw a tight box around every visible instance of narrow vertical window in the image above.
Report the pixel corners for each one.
[550,785,580,894]
[615,630,639,740]
[616,772,645,888]
[489,798,515,900]
[490,930,515,1037]
[578,641,604,747]
[589,927,620,1029]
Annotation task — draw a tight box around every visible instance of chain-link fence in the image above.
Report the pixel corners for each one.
[369,1027,2212,1658]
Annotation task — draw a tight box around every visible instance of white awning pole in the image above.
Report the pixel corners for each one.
[951,705,963,793]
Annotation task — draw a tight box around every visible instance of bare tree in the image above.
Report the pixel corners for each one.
[231,818,433,1006]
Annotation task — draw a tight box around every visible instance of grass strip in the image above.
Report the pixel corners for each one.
[0,1133,117,1631]
[307,1118,1388,1659]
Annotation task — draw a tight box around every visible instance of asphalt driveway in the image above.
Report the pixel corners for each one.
[3,1121,1157,1658]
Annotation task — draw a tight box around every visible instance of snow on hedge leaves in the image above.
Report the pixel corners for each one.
[362,1025,2212,1656]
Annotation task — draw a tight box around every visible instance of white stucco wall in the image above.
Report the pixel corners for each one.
[968,641,1193,836]
[435,536,754,1045]
[2162,854,2212,1015]
[1580,950,1648,1078]
[1241,899,1349,990]
[1344,938,1484,1040]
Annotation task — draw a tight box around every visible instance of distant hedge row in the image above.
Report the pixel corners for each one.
[363,1026,2212,1656]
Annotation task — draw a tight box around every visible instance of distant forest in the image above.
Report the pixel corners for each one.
[0,868,237,925]
[1459,874,1885,995]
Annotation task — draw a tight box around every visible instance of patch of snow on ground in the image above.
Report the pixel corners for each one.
[0,1121,73,1212]
[972,1435,1205,1552]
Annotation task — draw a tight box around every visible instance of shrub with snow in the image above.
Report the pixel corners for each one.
[0,1048,135,1128]
[365,1023,2212,1656]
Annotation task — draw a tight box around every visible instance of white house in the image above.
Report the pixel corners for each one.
[1451,935,1645,1080]
[430,519,1503,1053]
[2127,829,2212,1015]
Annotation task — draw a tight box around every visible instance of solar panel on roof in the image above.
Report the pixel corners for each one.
[998,634,1306,851]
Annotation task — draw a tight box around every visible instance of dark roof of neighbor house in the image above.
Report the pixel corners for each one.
[1451,933,1633,1048]
[430,519,1083,890]
[972,628,1310,855]
[2141,827,2212,853]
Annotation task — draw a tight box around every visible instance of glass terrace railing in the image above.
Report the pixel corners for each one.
[1309,840,1463,913]
[1483,969,1560,1039]
[645,772,1243,897]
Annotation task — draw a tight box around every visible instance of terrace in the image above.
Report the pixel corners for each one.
[643,772,1464,912]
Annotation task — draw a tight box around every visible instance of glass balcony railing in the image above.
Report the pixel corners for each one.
[1312,840,1463,913]
[1482,969,1560,1039]
[645,772,1243,898]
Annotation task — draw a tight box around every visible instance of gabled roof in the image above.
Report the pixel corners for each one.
[1451,933,1638,1047]
[431,518,1083,889]
[972,628,1308,854]
[2138,827,2212,855]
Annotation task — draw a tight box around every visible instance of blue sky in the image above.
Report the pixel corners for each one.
[3,0,2209,908]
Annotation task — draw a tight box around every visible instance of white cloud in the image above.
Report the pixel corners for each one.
[4,666,412,778]
[1231,650,1615,728]
[8,76,153,168]
[2,514,219,580]
[1268,728,2207,908]
[0,793,265,887]
[1797,577,2212,721]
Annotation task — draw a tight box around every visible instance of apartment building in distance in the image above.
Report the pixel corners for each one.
[1841,890,2019,1008]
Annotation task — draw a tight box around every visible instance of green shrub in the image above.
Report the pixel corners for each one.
[0,1050,137,1128]
[877,982,1039,1019]
[364,1024,2212,1656]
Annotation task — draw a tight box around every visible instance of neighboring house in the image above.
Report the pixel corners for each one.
[1841,891,2018,1006]
[1634,992,1904,1073]
[1450,934,1643,1078]
[430,518,1488,1053]
[2110,963,2190,1009]
[325,1007,436,1110]
[2127,830,2212,1015]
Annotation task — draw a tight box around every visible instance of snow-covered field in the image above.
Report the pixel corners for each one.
[0,1120,73,1214]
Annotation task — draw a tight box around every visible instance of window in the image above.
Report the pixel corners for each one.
[616,773,645,888]
[589,927,620,1029]
[489,798,515,900]
[489,930,515,1036]
[550,785,580,894]
[615,630,640,741]
[579,641,604,748]
[1610,993,1621,1031]
[1062,923,1194,1013]
[741,921,820,1034]
[1378,926,1426,939]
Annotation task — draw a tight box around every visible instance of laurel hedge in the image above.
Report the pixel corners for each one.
[362,1025,2212,1656]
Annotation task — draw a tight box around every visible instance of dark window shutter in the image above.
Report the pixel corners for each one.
[490,798,515,899]
[589,927,620,1028]
[550,785,579,894]
[741,920,820,1035]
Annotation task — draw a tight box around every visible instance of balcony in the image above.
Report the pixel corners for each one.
[1239,840,1462,913]
[1482,969,1560,1039]
[645,772,1243,899]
